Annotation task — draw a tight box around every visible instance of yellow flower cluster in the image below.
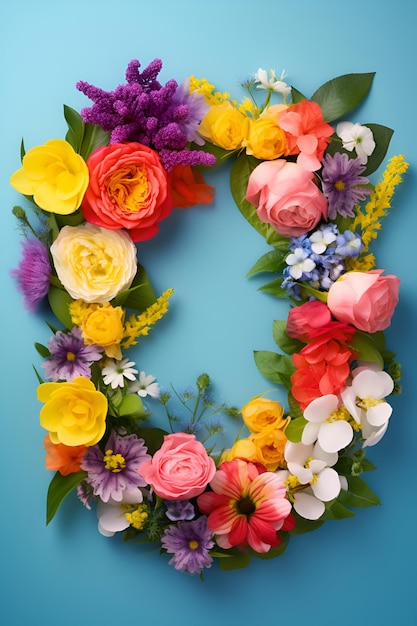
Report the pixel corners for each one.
[347,155,409,271]
[189,75,232,106]
[122,288,174,349]
[125,504,148,531]
[222,397,290,471]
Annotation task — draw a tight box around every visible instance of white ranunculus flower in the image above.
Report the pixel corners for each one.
[51,222,137,303]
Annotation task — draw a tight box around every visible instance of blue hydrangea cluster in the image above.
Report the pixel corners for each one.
[282,223,363,299]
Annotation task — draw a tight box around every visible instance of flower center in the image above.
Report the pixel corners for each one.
[66,351,76,362]
[103,449,126,472]
[107,165,150,214]
[327,406,350,423]
[125,504,148,530]
[334,180,345,191]
[357,397,384,410]
[236,497,256,516]
[188,540,199,550]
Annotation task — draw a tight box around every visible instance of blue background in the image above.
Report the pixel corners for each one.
[1,1,416,624]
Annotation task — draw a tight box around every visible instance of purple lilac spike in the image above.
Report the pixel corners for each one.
[10,238,51,312]
[76,58,216,171]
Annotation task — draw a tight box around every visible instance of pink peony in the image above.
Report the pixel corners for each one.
[246,160,328,238]
[327,270,400,333]
[138,433,216,500]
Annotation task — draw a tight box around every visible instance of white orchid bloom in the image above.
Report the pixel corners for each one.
[97,490,144,537]
[336,121,376,164]
[341,368,394,447]
[279,441,341,520]
[302,394,354,454]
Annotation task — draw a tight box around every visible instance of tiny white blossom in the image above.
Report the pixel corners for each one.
[129,371,160,399]
[254,67,291,95]
[336,121,376,164]
[102,358,138,389]
[309,228,337,254]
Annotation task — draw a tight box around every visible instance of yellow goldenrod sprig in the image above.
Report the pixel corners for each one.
[121,288,174,349]
[347,154,409,271]
[189,75,233,106]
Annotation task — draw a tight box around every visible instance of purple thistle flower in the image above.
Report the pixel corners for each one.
[161,516,214,575]
[322,152,372,219]
[42,326,103,382]
[10,238,51,312]
[165,500,195,522]
[81,431,151,503]
[76,59,216,171]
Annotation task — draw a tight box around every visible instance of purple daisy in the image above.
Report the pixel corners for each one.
[81,431,151,503]
[10,238,51,312]
[41,327,103,381]
[321,152,372,219]
[161,516,214,575]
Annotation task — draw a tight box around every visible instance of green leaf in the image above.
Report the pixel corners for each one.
[324,500,356,520]
[64,105,110,160]
[351,331,384,368]
[254,350,295,388]
[290,513,324,535]
[34,342,50,358]
[246,249,287,277]
[46,470,87,525]
[47,286,74,329]
[287,391,304,420]
[272,319,304,355]
[64,105,85,153]
[136,427,168,455]
[339,476,380,508]
[255,532,289,560]
[117,394,145,418]
[290,86,307,103]
[285,415,308,443]
[113,264,157,311]
[80,123,111,161]
[363,123,394,176]
[218,550,252,571]
[54,210,86,230]
[258,278,288,298]
[311,72,375,122]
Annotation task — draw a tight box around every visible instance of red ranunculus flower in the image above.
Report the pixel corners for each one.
[82,142,172,242]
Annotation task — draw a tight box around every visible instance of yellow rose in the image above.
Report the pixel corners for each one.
[10,139,89,215]
[241,397,287,434]
[37,376,107,447]
[243,117,288,160]
[199,102,247,150]
[78,302,125,359]
[50,222,137,303]
[221,438,261,464]
[251,429,288,471]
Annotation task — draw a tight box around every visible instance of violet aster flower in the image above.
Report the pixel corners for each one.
[42,327,103,381]
[321,152,372,219]
[76,58,216,171]
[161,516,214,575]
[170,77,209,146]
[165,500,195,522]
[10,238,51,312]
[81,431,151,503]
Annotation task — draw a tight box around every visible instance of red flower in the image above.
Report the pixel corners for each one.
[81,142,172,242]
[168,164,215,208]
[197,459,292,554]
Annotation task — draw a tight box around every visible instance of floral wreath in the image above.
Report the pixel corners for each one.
[10,58,408,578]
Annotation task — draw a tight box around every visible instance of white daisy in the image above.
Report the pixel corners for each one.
[130,371,160,399]
[102,358,138,389]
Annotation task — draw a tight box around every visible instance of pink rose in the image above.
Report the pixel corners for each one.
[327,270,400,333]
[138,433,216,500]
[246,160,328,238]
[287,300,332,340]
